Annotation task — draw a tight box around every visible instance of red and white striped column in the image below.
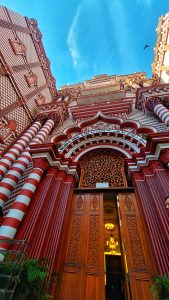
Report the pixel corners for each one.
[0,121,42,180]
[0,119,55,209]
[154,103,169,125]
[0,159,49,259]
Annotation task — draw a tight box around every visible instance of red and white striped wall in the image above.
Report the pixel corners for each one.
[0,121,42,180]
[0,119,55,209]
[154,103,169,125]
[0,167,43,260]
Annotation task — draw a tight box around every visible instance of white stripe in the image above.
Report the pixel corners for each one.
[14,163,28,171]
[0,199,5,207]
[7,170,21,178]
[25,132,32,139]
[159,108,167,119]
[13,144,23,151]
[7,151,18,158]
[0,187,11,196]
[30,139,39,144]
[156,106,164,115]
[15,195,31,205]
[29,173,41,181]
[22,183,36,192]
[2,178,16,186]
[21,136,30,142]
[161,111,169,121]
[7,209,25,221]
[0,159,11,166]
[19,156,31,163]
[0,226,17,239]
[17,140,26,146]
[164,115,169,124]
[0,166,7,173]
[154,106,160,114]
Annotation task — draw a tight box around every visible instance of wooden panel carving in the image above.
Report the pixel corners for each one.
[75,195,84,211]
[65,215,81,265]
[79,150,127,188]
[118,193,155,300]
[126,215,146,271]
[59,193,105,300]
[90,195,99,211]
[124,194,135,211]
[87,215,100,266]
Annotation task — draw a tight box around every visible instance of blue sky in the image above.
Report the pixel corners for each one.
[1,0,169,88]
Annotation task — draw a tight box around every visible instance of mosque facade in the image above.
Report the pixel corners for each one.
[0,6,168,300]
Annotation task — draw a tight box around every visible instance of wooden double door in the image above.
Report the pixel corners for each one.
[58,192,155,300]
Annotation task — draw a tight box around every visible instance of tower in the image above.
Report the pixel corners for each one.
[0,7,169,300]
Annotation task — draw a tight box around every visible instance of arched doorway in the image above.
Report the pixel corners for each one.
[56,147,155,300]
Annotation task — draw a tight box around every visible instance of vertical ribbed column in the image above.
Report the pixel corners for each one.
[28,170,65,258]
[15,167,60,244]
[14,170,75,290]
[43,175,74,289]
[154,103,169,125]
[0,121,42,180]
[0,159,49,257]
[133,172,169,275]
[0,119,54,209]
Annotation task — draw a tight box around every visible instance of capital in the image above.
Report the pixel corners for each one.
[48,112,60,125]
[33,158,49,172]
[34,114,48,125]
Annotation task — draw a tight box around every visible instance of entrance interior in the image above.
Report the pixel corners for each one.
[104,193,125,300]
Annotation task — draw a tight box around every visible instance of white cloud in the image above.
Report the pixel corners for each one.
[137,0,154,8]
[67,4,82,68]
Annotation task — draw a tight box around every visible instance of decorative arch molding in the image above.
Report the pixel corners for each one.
[51,112,157,144]
[30,132,169,182]
[58,130,146,158]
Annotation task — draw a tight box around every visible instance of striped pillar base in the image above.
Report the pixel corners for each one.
[0,167,44,259]
[154,103,169,125]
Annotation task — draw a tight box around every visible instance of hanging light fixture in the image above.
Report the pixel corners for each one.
[106,233,119,251]
[105,222,115,230]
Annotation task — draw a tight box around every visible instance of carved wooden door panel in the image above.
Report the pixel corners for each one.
[59,193,105,300]
[118,193,155,300]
